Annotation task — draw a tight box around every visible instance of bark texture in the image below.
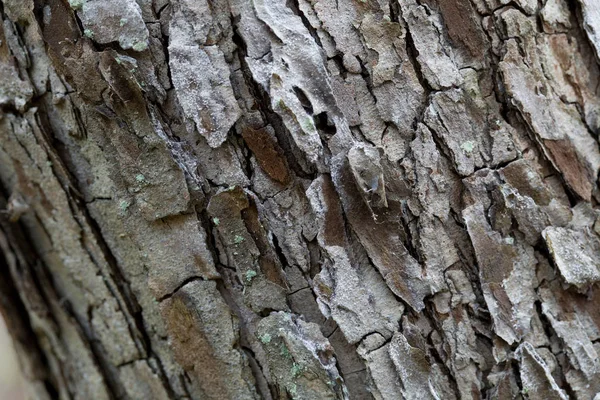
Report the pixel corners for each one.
[1,0,600,399]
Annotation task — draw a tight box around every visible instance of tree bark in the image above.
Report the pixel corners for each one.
[1,0,600,398]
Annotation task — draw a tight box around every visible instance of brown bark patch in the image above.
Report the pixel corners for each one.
[242,126,290,184]
[321,175,346,247]
[544,138,594,200]
[436,0,487,59]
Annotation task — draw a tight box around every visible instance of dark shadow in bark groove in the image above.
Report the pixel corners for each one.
[0,220,59,399]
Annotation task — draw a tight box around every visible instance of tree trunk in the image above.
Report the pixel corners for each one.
[1,0,600,398]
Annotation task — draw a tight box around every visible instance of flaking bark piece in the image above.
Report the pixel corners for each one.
[332,153,431,311]
[543,226,600,288]
[516,342,568,400]
[256,312,347,399]
[76,0,149,51]
[388,329,455,400]
[347,144,388,210]
[463,202,537,344]
[160,280,258,399]
[207,187,288,313]
[307,175,404,344]
[168,0,241,148]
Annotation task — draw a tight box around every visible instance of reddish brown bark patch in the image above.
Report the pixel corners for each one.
[320,176,346,247]
[544,138,595,200]
[436,0,488,59]
[242,126,291,184]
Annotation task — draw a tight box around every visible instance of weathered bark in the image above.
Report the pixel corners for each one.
[1,0,600,398]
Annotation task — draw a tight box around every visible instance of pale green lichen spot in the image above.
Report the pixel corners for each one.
[301,117,315,134]
[290,363,303,378]
[119,200,131,212]
[280,343,291,358]
[132,41,148,52]
[234,235,245,244]
[68,0,86,10]
[260,333,272,344]
[245,269,257,282]
[461,140,475,154]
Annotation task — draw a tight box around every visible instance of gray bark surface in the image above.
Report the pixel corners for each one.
[1,0,600,399]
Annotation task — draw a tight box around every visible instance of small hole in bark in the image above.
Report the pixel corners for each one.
[313,112,336,135]
[292,86,313,114]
